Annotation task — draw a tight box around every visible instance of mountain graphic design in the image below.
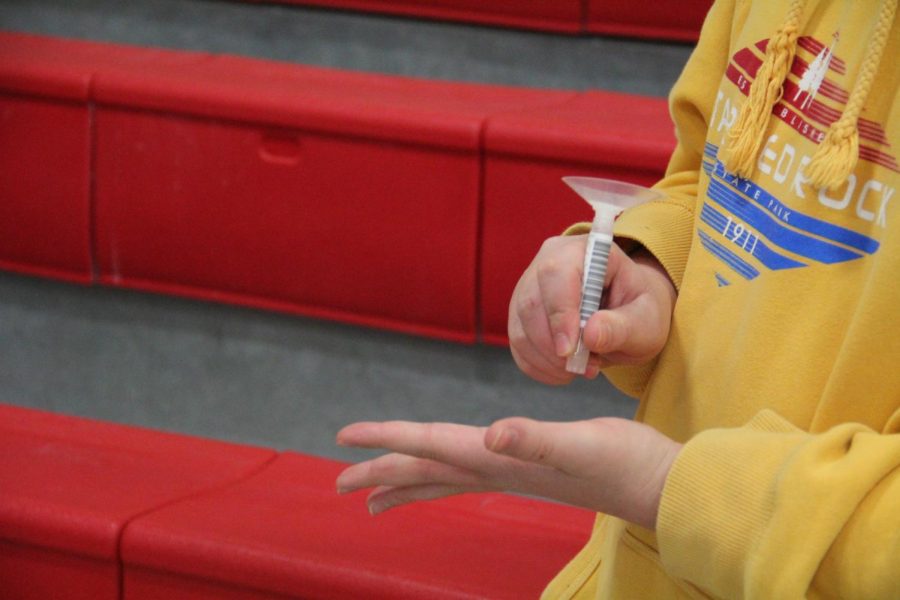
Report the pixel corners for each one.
[793,33,836,111]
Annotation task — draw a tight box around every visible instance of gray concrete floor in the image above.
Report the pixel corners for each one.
[0,273,635,462]
[0,0,691,462]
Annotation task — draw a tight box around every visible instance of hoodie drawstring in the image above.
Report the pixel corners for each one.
[805,0,897,190]
[722,0,806,178]
[722,0,897,191]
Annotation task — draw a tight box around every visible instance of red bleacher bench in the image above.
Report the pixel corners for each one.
[0,404,595,599]
[0,36,95,284]
[246,0,584,33]
[0,31,676,344]
[0,404,275,600]
[123,452,595,599]
[241,0,713,41]
[0,35,211,285]
[90,50,571,344]
[586,0,713,42]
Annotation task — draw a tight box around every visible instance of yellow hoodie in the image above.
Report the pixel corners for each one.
[545,0,900,598]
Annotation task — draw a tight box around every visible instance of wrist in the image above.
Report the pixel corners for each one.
[641,440,682,530]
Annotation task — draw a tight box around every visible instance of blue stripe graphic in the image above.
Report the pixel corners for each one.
[700,204,807,270]
[706,178,863,264]
[698,230,760,280]
[702,160,714,175]
[711,162,879,255]
[714,273,730,287]
[704,142,718,159]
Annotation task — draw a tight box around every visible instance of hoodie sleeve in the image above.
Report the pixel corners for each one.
[613,0,741,289]
[601,0,740,397]
[657,408,900,599]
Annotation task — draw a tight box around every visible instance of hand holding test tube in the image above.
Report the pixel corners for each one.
[562,177,663,374]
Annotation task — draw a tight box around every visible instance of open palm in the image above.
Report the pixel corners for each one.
[337,416,681,530]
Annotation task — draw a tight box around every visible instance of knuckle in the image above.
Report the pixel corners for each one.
[523,433,554,464]
[536,256,563,282]
[539,236,563,254]
[514,290,543,320]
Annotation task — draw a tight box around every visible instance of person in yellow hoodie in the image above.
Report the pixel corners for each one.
[336,0,900,597]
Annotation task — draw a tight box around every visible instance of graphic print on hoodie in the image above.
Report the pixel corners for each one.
[700,30,896,287]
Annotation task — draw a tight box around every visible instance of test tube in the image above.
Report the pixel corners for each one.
[562,177,662,374]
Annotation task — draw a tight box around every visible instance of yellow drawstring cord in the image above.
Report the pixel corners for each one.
[805,0,898,190]
[722,0,806,179]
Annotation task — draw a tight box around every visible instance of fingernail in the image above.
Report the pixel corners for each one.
[554,333,572,357]
[585,365,601,379]
[489,427,517,453]
[488,428,506,452]
[368,501,388,516]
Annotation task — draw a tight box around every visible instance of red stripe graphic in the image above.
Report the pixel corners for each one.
[726,63,753,94]
[859,119,891,146]
[859,146,900,171]
[819,79,850,103]
[756,38,848,75]
[726,61,826,143]
[806,103,839,125]
[734,47,763,78]
[725,59,899,173]
[797,36,847,74]
[778,77,889,148]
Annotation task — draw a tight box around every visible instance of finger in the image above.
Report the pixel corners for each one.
[337,421,492,471]
[336,453,483,494]
[509,316,574,386]
[535,238,586,359]
[484,416,625,475]
[509,273,570,380]
[366,484,486,515]
[583,293,667,362]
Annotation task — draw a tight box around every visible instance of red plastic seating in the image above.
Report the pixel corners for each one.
[586,0,713,42]
[123,452,594,599]
[0,403,595,599]
[0,34,209,285]
[0,36,96,284]
[90,52,570,344]
[0,404,275,600]
[239,0,713,41]
[0,32,676,344]
[245,0,584,33]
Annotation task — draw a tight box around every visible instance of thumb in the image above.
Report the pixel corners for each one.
[484,417,617,472]
[584,295,666,361]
